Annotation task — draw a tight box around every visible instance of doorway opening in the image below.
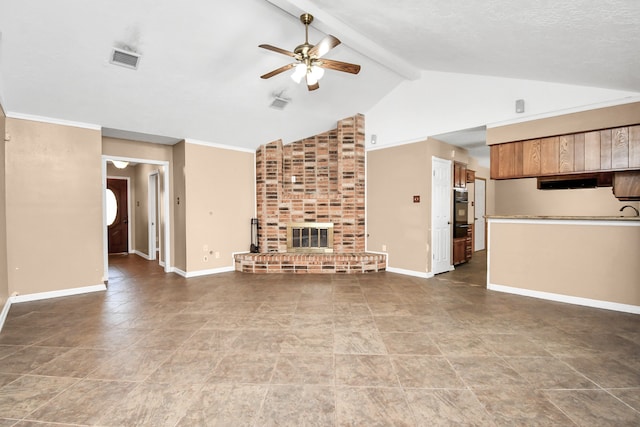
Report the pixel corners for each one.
[102,156,171,282]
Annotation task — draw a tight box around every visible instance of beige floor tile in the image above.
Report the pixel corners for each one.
[607,387,640,411]
[335,354,399,387]
[32,348,114,378]
[405,389,496,426]
[272,354,335,385]
[26,379,136,425]
[562,356,640,388]
[391,355,466,389]
[474,387,576,426]
[177,383,267,426]
[86,348,172,381]
[0,346,71,375]
[334,330,387,354]
[544,389,640,426]
[98,383,201,426]
[0,375,78,419]
[256,385,335,426]
[504,357,598,389]
[449,356,529,389]
[145,349,223,384]
[335,386,415,426]
[208,353,278,384]
[381,332,441,355]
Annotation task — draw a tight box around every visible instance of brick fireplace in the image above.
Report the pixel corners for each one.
[234,114,386,273]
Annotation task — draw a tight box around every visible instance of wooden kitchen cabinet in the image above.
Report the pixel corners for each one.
[453,238,466,265]
[613,171,640,200]
[465,224,473,261]
[466,169,475,183]
[490,124,640,180]
[454,162,467,188]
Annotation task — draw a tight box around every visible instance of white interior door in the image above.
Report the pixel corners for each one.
[431,157,452,274]
[474,178,486,251]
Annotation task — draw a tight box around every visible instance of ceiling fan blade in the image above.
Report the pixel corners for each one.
[308,35,341,58]
[260,63,296,79]
[259,44,298,58]
[306,74,319,91]
[316,58,361,75]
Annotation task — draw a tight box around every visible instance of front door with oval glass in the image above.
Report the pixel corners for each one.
[106,178,129,254]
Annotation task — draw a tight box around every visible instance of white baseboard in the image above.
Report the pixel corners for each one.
[134,250,152,260]
[386,267,434,279]
[0,298,12,333]
[173,266,235,278]
[488,283,640,315]
[10,284,107,304]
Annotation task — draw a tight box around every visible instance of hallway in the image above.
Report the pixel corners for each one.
[0,254,639,426]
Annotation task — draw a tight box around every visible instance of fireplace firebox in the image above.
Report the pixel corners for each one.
[286,222,334,253]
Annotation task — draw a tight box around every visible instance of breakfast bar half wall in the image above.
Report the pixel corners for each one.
[487,216,640,314]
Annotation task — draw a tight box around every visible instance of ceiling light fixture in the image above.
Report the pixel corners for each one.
[260,13,361,91]
[111,160,129,169]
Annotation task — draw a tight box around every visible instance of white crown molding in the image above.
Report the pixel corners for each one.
[6,112,101,130]
[185,138,256,153]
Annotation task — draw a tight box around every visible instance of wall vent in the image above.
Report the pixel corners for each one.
[110,48,141,69]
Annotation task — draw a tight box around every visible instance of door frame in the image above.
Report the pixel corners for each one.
[106,176,132,253]
[102,156,171,279]
[474,177,487,251]
[148,171,159,261]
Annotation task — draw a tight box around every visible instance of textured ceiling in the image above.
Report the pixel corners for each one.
[0,0,638,154]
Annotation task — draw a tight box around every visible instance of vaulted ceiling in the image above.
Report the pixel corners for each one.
[1,0,638,154]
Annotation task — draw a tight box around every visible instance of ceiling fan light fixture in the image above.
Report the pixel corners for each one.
[310,65,324,81]
[291,63,306,83]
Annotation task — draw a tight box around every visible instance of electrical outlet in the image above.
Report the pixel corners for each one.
[382,244,387,252]
[215,251,220,259]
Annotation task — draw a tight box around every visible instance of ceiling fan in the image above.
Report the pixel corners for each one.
[259,13,361,91]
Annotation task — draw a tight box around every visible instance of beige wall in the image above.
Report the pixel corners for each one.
[6,118,104,295]
[494,178,639,216]
[489,221,640,307]
[172,142,187,271]
[102,137,173,162]
[367,138,492,274]
[0,105,8,307]
[487,101,640,145]
[184,143,254,271]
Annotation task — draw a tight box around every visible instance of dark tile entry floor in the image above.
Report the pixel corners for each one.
[0,252,639,426]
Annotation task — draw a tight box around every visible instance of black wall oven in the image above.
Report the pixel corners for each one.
[453,189,469,238]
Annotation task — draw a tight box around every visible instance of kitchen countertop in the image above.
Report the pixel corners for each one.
[486,215,640,221]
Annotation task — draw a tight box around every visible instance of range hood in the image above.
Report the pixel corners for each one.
[537,173,613,190]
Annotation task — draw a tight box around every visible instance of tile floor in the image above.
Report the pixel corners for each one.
[0,252,639,426]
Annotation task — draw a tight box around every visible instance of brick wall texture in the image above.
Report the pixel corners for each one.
[255,114,366,253]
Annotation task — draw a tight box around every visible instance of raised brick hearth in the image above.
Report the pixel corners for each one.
[235,253,386,274]
[235,114,386,274]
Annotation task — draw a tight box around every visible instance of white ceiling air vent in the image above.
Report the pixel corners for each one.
[270,95,290,110]
[110,47,141,69]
